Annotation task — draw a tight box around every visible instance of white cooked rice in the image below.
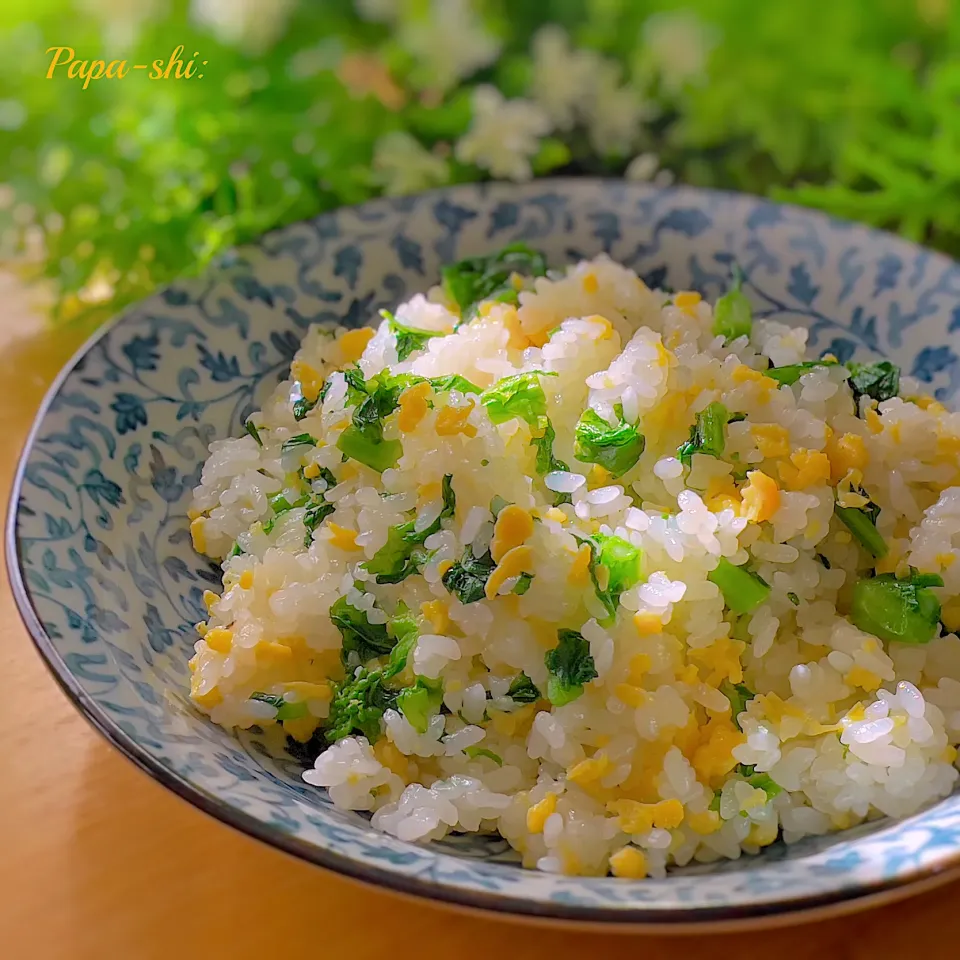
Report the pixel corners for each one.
[186,252,960,879]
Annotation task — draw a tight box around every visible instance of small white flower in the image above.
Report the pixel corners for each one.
[625,152,660,182]
[354,0,401,22]
[529,25,602,130]
[399,0,501,92]
[191,0,297,52]
[455,86,551,181]
[586,61,653,157]
[642,11,719,95]
[372,132,450,197]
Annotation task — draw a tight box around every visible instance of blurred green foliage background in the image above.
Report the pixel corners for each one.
[1,0,959,325]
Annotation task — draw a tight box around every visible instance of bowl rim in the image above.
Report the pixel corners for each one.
[8,177,960,927]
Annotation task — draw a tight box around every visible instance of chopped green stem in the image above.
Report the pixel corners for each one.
[713,272,753,342]
[396,677,443,733]
[851,572,943,645]
[336,426,402,472]
[742,771,782,800]
[835,503,888,558]
[269,491,308,515]
[720,680,754,730]
[245,420,263,446]
[464,747,503,765]
[708,558,771,614]
[677,401,731,465]
[765,360,838,385]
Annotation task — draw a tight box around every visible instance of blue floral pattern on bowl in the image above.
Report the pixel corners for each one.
[10,179,960,925]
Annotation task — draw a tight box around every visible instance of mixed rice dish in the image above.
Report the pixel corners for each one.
[187,245,960,879]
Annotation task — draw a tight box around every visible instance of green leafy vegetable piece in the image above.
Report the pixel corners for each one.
[363,530,433,585]
[438,473,456,518]
[281,432,318,453]
[544,628,598,706]
[712,270,753,342]
[596,534,642,614]
[677,401,731,466]
[835,496,888,559]
[325,667,397,743]
[278,700,309,721]
[787,591,800,605]
[846,360,900,409]
[329,595,396,665]
[507,673,541,704]
[269,491,309,515]
[481,370,556,426]
[364,475,455,583]
[464,747,503,765]
[341,367,368,404]
[336,371,418,473]
[708,558,771,614]
[441,242,547,318]
[514,572,534,595]
[577,534,642,621]
[303,497,335,546]
[429,373,482,395]
[765,360,838,386]
[573,408,645,477]
[382,309,442,362]
[851,572,943,645]
[396,676,444,733]
[531,417,568,475]
[352,374,407,432]
[250,691,310,722]
[249,691,284,709]
[490,495,510,518]
[317,466,338,489]
[228,542,244,559]
[441,549,497,604]
[531,416,572,504]
[293,395,319,421]
[383,603,419,680]
[336,427,402,472]
[245,420,263,446]
[720,680,755,731]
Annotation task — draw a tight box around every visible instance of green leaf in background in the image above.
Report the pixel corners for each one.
[3,0,959,324]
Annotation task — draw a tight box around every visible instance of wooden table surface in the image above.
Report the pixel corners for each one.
[3,291,960,959]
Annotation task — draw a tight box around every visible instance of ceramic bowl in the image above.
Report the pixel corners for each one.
[10,180,960,928]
